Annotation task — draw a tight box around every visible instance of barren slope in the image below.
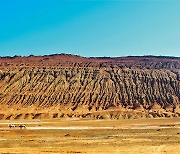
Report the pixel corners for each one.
[0,54,179,120]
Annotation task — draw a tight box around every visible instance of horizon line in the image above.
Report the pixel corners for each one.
[0,53,180,59]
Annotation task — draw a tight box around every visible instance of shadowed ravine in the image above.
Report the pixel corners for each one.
[0,54,179,120]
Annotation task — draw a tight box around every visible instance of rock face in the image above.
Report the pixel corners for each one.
[0,54,179,120]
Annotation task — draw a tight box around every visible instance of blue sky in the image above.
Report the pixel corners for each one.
[0,0,180,57]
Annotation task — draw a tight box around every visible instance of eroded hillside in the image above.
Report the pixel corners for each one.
[0,54,179,120]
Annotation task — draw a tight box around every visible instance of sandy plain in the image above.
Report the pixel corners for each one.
[0,118,179,154]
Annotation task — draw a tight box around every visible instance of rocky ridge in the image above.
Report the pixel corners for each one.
[0,54,179,120]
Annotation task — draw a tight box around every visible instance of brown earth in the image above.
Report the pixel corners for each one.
[0,118,180,153]
[0,54,179,119]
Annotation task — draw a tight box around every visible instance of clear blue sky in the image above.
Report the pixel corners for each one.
[0,0,180,57]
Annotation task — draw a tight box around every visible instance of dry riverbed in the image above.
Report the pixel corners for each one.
[0,118,179,153]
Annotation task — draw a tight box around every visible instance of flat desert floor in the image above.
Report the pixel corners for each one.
[0,118,179,154]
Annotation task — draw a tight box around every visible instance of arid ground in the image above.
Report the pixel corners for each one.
[0,54,179,153]
[0,118,179,153]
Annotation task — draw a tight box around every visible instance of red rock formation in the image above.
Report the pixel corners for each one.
[0,54,179,119]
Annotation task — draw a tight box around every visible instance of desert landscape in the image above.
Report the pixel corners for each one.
[0,54,179,153]
[1,0,180,153]
[0,118,180,153]
[0,54,179,119]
